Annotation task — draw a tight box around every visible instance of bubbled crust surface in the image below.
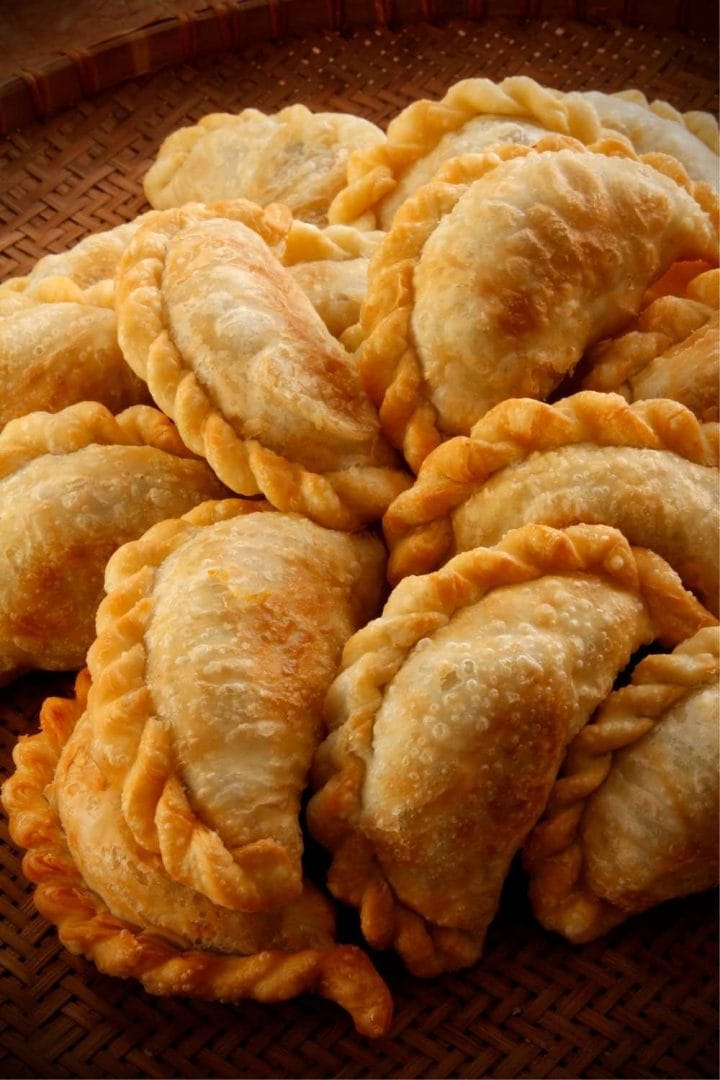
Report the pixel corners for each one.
[409,150,716,435]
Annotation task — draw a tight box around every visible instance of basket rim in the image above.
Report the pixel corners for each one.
[0,0,717,136]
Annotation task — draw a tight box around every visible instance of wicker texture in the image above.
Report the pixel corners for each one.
[0,8,718,1078]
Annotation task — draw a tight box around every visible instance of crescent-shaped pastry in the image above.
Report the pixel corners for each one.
[80,500,385,914]
[383,394,719,614]
[143,105,385,225]
[115,201,409,529]
[307,523,716,977]
[579,268,719,421]
[280,221,384,339]
[328,76,606,229]
[579,90,719,187]
[0,402,227,685]
[355,137,717,471]
[0,218,155,429]
[1,670,392,1036]
[524,626,719,943]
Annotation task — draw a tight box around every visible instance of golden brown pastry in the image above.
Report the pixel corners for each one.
[2,670,392,1035]
[281,221,384,339]
[81,500,385,913]
[383,394,719,614]
[0,218,154,429]
[579,268,719,420]
[524,627,719,942]
[0,402,227,685]
[143,105,385,225]
[115,201,409,529]
[328,76,606,229]
[355,137,717,471]
[308,524,715,977]
[579,90,719,187]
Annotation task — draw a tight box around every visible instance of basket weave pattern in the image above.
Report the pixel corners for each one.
[0,9,718,1078]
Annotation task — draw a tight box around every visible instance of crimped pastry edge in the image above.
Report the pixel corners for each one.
[307,522,716,977]
[0,401,196,484]
[327,75,608,228]
[0,667,393,1037]
[382,392,720,583]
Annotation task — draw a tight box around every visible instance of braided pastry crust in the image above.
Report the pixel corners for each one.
[580,268,719,421]
[115,201,409,530]
[143,105,384,226]
[523,627,719,943]
[0,216,155,429]
[383,393,719,613]
[0,402,227,684]
[307,523,715,977]
[328,76,606,228]
[354,136,717,471]
[0,672,392,1036]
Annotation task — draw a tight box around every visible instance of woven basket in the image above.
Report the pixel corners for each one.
[0,3,718,1077]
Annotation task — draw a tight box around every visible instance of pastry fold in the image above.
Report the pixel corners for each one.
[80,500,384,913]
[579,90,719,187]
[328,76,606,229]
[143,105,384,225]
[524,627,719,942]
[281,221,384,339]
[0,217,154,429]
[354,136,717,470]
[115,201,409,529]
[1,671,392,1036]
[307,523,715,977]
[383,393,719,613]
[0,402,227,684]
[579,267,719,420]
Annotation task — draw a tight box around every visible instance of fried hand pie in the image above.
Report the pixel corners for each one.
[308,524,715,976]
[524,627,719,942]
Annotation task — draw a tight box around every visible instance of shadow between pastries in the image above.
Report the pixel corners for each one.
[115,200,410,529]
[383,393,719,616]
[307,523,715,978]
[1,501,392,1036]
[524,626,719,942]
[0,401,227,685]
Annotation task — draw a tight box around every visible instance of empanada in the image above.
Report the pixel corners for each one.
[2,671,392,1035]
[281,221,383,339]
[0,402,227,684]
[115,201,409,529]
[355,137,717,471]
[329,76,606,229]
[308,524,715,977]
[524,627,719,942]
[143,105,385,225]
[0,217,154,429]
[383,394,719,614]
[579,90,719,187]
[579,268,719,421]
[81,500,385,913]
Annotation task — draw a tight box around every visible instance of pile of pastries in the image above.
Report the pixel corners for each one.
[1,77,718,1037]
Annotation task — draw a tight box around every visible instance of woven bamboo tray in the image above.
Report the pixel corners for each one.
[1,3,718,1077]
